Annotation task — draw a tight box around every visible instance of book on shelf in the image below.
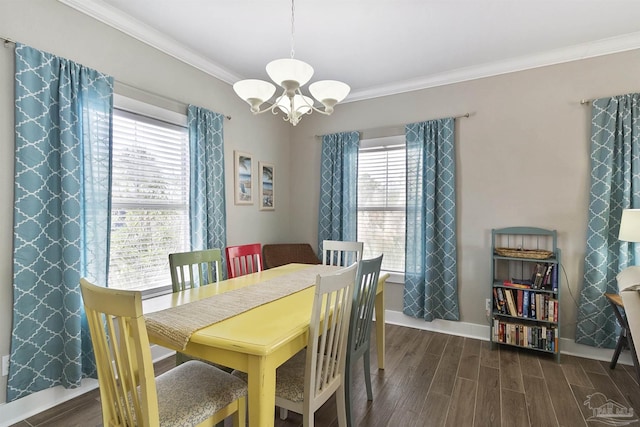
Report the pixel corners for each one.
[523,290,530,318]
[552,262,559,291]
[531,263,547,289]
[530,291,536,319]
[493,288,503,313]
[504,289,517,316]
[495,287,507,314]
[543,264,553,288]
[516,290,523,317]
[493,320,558,352]
[504,279,532,289]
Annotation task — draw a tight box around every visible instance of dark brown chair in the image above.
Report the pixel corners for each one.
[262,243,321,269]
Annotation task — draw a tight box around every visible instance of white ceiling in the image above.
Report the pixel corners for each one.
[60,0,640,102]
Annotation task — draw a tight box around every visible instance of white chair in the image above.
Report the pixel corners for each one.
[617,266,640,384]
[234,264,357,426]
[277,263,357,426]
[80,278,247,427]
[321,240,364,267]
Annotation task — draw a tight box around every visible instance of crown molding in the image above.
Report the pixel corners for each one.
[59,0,640,103]
[346,31,640,103]
[57,0,240,85]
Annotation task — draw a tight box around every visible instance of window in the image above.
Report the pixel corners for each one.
[357,135,406,273]
[108,100,190,293]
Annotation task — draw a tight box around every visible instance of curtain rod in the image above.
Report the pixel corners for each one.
[2,36,231,120]
[315,112,472,139]
[580,91,640,105]
[2,36,16,47]
[115,81,231,121]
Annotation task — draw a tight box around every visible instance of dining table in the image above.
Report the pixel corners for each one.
[143,263,388,427]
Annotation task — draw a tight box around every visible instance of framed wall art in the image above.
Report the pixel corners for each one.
[259,162,275,211]
[234,151,253,205]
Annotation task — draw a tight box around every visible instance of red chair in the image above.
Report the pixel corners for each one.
[226,243,263,278]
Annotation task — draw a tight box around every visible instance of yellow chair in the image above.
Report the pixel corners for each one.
[275,263,358,426]
[80,278,247,427]
[321,240,364,267]
[169,248,223,292]
[169,248,223,365]
[346,254,383,427]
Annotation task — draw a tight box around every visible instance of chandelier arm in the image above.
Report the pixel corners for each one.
[244,102,279,116]
[294,88,331,116]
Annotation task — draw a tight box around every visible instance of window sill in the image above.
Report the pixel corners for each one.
[382,271,404,285]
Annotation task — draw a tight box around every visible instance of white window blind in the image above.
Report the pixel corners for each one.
[108,108,190,292]
[357,137,406,273]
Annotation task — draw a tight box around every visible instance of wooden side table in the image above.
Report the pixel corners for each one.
[605,293,640,384]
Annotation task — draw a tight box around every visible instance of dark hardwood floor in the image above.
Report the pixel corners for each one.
[10,323,640,427]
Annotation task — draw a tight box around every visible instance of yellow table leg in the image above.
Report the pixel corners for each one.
[247,355,277,427]
[375,273,388,370]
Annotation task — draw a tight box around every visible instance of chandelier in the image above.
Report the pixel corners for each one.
[232,0,350,126]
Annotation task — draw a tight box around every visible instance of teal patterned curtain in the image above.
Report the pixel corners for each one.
[9,44,113,401]
[187,105,227,263]
[576,93,640,348]
[403,118,459,321]
[317,131,359,255]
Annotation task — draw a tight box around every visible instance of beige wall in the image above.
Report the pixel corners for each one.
[0,0,291,405]
[2,0,640,413]
[288,49,640,344]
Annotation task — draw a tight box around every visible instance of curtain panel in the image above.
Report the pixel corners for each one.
[187,105,227,272]
[576,93,640,348]
[403,118,460,322]
[317,131,359,255]
[9,44,113,401]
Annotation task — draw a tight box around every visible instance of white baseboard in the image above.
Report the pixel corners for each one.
[0,346,175,427]
[0,313,632,427]
[383,309,633,366]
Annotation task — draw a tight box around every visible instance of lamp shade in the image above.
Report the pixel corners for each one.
[266,58,314,87]
[232,79,276,104]
[619,209,640,242]
[309,80,351,103]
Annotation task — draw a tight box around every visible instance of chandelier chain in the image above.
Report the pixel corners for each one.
[290,0,295,59]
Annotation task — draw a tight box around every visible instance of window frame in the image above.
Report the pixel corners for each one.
[110,95,190,298]
[357,134,406,283]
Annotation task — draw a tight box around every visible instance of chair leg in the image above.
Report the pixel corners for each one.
[302,406,314,427]
[363,349,373,401]
[279,407,288,420]
[231,396,246,427]
[345,361,354,427]
[336,386,348,427]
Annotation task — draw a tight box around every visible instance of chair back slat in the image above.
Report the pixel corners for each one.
[169,248,222,292]
[350,255,383,354]
[306,264,357,403]
[80,278,159,427]
[226,243,263,278]
[321,240,363,267]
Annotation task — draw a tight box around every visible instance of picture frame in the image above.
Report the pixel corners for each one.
[234,151,253,205]
[259,162,275,211]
